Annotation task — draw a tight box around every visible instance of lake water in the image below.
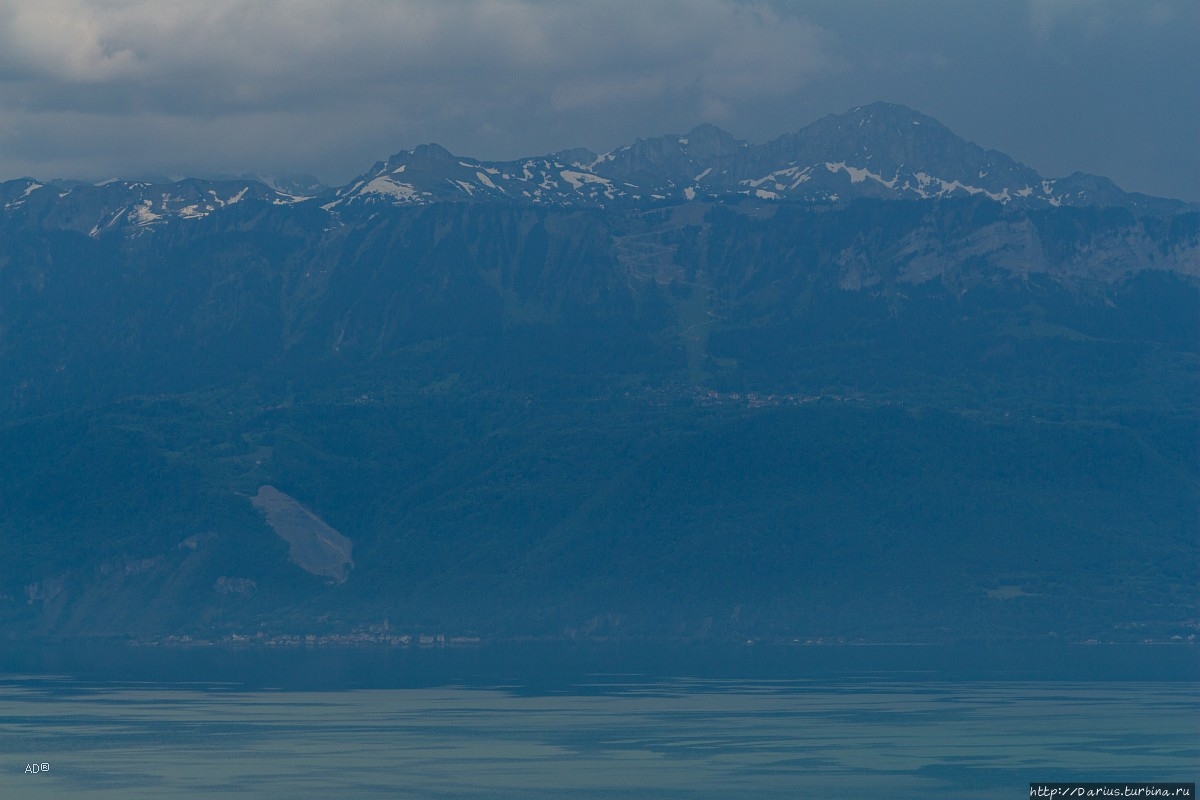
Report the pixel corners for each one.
[0,644,1196,799]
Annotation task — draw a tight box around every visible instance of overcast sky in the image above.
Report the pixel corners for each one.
[0,0,1195,200]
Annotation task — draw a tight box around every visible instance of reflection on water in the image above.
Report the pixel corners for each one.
[0,645,1196,799]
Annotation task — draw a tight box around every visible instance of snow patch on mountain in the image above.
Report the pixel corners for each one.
[824,162,897,189]
[475,171,499,191]
[132,200,161,226]
[560,169,615,198]
[360,176,422,201]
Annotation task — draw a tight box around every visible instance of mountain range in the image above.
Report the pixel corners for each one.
[0,103,1196,644]
[2,103,1192,239]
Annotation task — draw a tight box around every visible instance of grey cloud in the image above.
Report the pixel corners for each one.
[0,1,833,114]
[0,0,837,181]
[0,0,1194,201]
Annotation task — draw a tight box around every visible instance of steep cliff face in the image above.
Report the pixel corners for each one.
[3,200,1194,412]
[0,149,1196,642]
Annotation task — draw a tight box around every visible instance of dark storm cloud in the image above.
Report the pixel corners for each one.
[0,0,1194,200]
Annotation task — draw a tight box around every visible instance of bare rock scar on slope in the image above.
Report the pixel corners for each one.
[250,485,354,582]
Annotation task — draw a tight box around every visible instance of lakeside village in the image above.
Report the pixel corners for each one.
[145,632,875,648]
[140,618,881,648]
[152,631,483,647]
[137,626,1199,648]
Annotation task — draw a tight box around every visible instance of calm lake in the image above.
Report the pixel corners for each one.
[1,643,1196,799]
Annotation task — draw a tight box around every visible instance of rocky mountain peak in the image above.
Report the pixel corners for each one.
[680,123,746,161]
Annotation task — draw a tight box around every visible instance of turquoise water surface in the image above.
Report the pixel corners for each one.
[1,644,1196,799]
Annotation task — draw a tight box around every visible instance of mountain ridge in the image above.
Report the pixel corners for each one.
[2,103,1192,239]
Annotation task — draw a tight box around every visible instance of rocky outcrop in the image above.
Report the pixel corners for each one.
[250,486,354,583]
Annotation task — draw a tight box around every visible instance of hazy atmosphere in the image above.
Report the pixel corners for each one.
[0,0,1195,200]
[2,3,1197,796]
